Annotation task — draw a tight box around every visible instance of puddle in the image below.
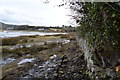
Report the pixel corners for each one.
[63,40,70,44]
[0,58,16,66]
[18,58,35,66]
[50,54,57,59]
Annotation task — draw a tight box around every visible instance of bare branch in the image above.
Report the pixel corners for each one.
[106,3,120,12]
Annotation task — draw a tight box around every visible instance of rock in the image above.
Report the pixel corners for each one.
[106,68,116,78]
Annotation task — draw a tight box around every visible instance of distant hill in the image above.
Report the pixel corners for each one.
[0,22,75,32]
[0,22,30,30]
[0,22,63,31]
[0,22,15,30]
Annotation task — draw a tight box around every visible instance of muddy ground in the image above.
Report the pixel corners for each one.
[1,32,90,80]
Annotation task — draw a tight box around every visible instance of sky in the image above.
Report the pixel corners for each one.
[0,0,72,26]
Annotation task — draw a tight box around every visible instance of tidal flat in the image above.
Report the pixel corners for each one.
[1,31,90,79]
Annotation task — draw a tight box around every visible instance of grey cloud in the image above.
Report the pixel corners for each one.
[0,0,71,26]
[0,7,33,25]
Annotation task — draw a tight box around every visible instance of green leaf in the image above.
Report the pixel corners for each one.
[112,14,116,17]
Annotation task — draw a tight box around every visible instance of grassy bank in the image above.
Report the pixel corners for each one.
[2,34,70,46]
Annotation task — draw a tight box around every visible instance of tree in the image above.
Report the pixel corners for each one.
[70,1,120,78]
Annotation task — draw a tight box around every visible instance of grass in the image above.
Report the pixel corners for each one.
[1,31,78,79]
[2,39,80,79]
[2,34,62,46]
[2,42,59,58]
[2,33,69,59]
[2,33,75,59]
[2,37,20,46]
[1,35,33,46]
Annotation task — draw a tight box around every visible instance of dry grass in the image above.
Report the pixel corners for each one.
[2,35,62,46]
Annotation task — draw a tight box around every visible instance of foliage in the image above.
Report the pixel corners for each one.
[71,2,120,52]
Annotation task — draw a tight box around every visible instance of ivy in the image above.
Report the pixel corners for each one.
[73,2,120,51]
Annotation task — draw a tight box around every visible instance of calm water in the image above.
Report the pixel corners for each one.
[0,30,67,38]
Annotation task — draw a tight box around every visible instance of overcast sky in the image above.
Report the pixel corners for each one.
[0,0,72,26]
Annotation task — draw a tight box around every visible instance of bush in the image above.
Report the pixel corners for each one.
[70,2,120,77]
[73,2,120,52]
